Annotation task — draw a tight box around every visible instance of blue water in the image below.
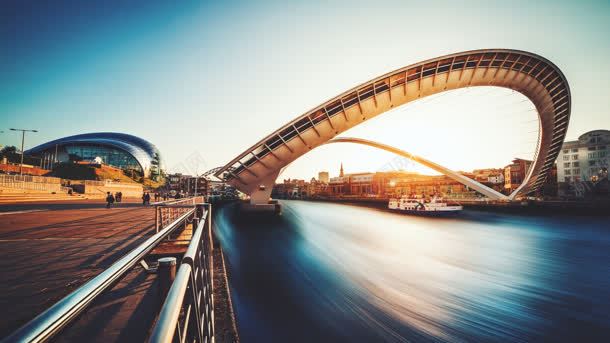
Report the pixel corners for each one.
[215,200,610,342]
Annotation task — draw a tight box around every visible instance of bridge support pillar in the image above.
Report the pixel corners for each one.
[249,170,280,206]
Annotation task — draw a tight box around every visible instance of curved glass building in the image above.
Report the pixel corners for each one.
[26,132,164,179]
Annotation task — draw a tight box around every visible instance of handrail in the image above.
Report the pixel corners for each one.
[154,197,205,232]
[149,204,214,343]
[182,209,209,266]
[4,209,196,343]
[148,265,192,343]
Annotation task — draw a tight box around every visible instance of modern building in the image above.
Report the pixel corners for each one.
[557,130,609,183]
[318,171,329,183]
[166,173,208,195]
[504,158,532,193]
[504,158,557,196]
[473,168,505,185]
[378,172,475,199]
[26,132,164,180]
[271,178,309,198]
[324,170,476,199]
[348,173,374,194]
[329,175,349,195]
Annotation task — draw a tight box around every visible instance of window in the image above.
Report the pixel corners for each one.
[588,146,596,151]
[563,149,569,153]
[572,148,578,153]
[564,176,571,182]
[573,169,580,175]
[572,155,579,160]
[573,162,580,167]
[64,145,141,171]
[588,153,596,159]
[589,160,597,166]
[599,145,607,150]
[563,155,570,161]
[599,151,606,158]
[564,169,571,175]
[563,162,570,168]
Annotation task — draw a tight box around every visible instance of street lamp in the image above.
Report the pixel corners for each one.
[9,128,38,176]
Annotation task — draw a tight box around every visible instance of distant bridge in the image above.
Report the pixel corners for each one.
[325,137,509,201]
[216,49,571,204]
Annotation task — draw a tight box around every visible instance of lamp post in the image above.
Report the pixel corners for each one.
[9,128,38,176]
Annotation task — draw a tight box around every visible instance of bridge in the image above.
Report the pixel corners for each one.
[215,49,571,205]
[325,137,509,201]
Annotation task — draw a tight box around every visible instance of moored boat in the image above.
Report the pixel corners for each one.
[388,195,462,215]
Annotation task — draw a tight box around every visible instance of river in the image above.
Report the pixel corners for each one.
[214,200,610,342]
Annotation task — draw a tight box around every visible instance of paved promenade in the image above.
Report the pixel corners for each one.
[0,201,155,338]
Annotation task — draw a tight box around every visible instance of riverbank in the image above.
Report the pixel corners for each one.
[297,197,610,216]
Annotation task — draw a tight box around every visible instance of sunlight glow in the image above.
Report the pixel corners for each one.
[281,87,537,179]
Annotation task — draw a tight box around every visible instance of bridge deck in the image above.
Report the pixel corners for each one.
[0,202,155,338]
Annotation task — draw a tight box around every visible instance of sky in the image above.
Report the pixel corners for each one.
[1,0,609,180]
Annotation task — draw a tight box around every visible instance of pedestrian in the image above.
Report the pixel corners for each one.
[117,192,122,202]
[144,192,151,205]
[106,191,115,208]
[142,192,146,205]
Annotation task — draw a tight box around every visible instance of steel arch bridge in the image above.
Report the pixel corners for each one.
[325,137,509,200]
[216,49,571,204]
[201,166,227,179]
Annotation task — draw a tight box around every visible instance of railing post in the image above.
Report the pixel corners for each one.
[207,203,213,254]
[159,208,164,231]
[155,205,159,233]
[158,257,177,299]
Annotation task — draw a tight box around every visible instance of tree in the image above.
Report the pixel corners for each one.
[0,146,19,162]
[0,145,39,165]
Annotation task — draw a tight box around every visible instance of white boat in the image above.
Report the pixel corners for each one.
[388,195,463,215]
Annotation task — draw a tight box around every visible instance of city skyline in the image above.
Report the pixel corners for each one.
[2,0,610,180]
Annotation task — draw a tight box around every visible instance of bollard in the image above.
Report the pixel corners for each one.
[158,257,177,299]
[155,206,159,233]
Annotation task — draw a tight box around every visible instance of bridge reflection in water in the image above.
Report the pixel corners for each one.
[215,201,610,342]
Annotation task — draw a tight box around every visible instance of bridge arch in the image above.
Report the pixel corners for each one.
[325,137,509,200]
[216,49,571,204]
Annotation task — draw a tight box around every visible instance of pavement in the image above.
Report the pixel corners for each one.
[0,202,156,338]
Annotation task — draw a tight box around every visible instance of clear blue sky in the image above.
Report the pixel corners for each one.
[1,0,609,179]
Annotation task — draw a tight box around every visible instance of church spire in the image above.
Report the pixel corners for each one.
[340,162,344,177]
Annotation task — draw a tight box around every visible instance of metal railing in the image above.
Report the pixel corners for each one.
[155,197,205,232]
[150,203,215,343]
[4,209,197,343]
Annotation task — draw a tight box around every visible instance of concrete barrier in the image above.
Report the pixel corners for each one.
[0,174,64,193]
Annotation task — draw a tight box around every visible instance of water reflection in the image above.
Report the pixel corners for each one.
[215,200,610,342]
